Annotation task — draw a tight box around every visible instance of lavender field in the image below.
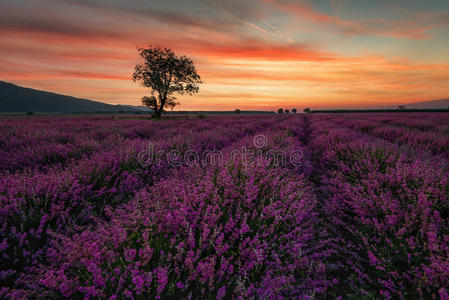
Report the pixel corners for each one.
[1,113,449,299]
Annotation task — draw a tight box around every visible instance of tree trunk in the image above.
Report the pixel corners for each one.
[154,108,162,118]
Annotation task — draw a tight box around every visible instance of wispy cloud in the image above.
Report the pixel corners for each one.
[262,0,449,39]
[205,0,294,44]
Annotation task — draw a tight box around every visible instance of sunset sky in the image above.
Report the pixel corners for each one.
[1,0,449,110]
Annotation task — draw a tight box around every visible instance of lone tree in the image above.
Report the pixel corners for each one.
[292,108,297,113]
[234,109,241,114]
[133,46,202,118]
[277,108,284,114]
[303,107,311,113]
[285,109,290,113]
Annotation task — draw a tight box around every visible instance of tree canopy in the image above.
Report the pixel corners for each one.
[132,46,202,117]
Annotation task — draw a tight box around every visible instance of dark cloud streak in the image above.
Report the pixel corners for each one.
[52,0,238,32]
[0,15,126,39]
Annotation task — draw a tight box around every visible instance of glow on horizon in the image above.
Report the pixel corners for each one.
[1,0,449,110]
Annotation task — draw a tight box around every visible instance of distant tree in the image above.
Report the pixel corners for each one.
[285,109,290,113]
[277,108,284,114]
[133,46,203,118]
[234,109,241,114]
[26,112,34,115]
[303,107,311,113]
[398,105,406,110]
[292,108,297,113]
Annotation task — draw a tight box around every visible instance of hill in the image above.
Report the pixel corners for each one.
[0,81,141,113]
[405,98,449,109]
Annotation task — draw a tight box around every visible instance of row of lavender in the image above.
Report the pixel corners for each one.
[1,113,449,298]
[32,117,333,298]
[1,115,285,297]
[310,114,449,298]
[0,116,256,172]
[327,113,449,157]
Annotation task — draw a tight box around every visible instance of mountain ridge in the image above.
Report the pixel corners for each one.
[404,98,449,109]
[0,81,144,113]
